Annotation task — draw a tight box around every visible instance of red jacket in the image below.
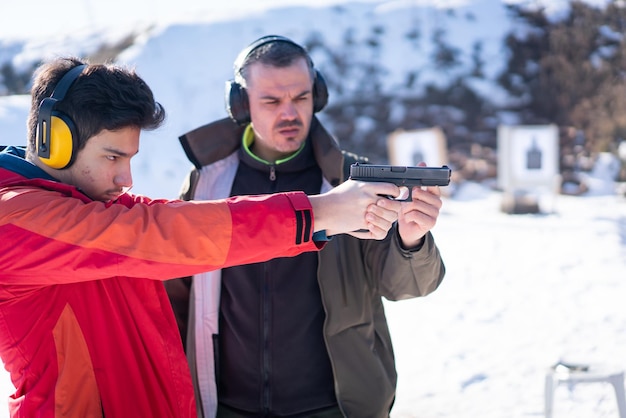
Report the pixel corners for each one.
[0,147,321,417]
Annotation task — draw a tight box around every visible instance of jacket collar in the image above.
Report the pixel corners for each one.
[0,145,95,203]
[0,145,57,182]
[178,117,346,186]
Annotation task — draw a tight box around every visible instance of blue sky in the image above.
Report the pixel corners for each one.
[2,0,611,41]
[0,0,387,40]
[2,0,613,41]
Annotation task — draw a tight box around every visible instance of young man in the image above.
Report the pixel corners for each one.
[0,56,403,418]
[166,36,446,417]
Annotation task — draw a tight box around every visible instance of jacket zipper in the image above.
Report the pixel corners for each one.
[262,262,271,413]
[262,167,277,413]
[318,247,348,418]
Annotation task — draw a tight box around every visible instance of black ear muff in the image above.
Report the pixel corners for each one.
[225,35,329,126]
[312,69,328,113]
[36,64,86,169]
[224,79,250,126]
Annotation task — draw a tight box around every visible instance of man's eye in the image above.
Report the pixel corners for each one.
[106,155,117,161]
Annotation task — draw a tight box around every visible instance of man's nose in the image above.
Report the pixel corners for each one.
[280,101,298,119]
[114,165,133,189]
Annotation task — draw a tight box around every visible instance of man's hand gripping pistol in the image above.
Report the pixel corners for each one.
[349,163,451,201]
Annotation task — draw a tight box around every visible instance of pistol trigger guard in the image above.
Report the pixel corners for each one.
[395,186,411,201]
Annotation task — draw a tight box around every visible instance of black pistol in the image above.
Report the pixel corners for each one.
[349,163,451,201]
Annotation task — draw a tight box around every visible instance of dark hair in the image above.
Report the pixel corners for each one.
[235,40,315,88]
[27,56,166,156]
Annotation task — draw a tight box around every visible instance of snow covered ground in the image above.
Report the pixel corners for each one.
[385,180,626,418]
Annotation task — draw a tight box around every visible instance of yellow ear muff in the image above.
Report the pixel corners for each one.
[38,115,75,169]
[36,64,86,169]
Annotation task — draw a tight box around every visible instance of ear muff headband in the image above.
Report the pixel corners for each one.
[225,35,329,125]
[36,64,87,169]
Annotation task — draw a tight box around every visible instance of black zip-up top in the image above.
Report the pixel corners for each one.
[218,136,336,415]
